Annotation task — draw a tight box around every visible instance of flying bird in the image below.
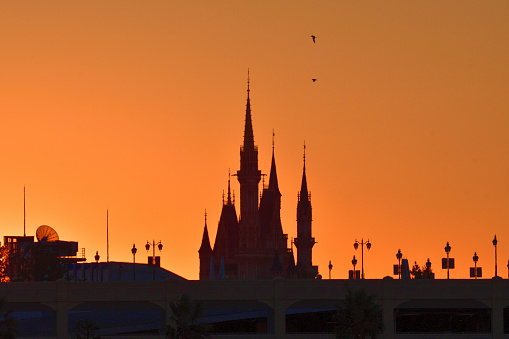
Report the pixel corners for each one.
[312,79,317,82]
[311,35,316,43]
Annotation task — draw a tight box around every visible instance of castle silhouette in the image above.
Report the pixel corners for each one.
[199,76,318,280]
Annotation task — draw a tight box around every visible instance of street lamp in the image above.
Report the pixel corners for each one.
[352,255,358,279]
[473,252,479,279]
[396,249,403,279]
[131,244,137,281]
[328,260,333,279]
[94,251,100,282]
[445,242,451,279]
[493,235,498,277]
[354,238,371,279]
[146,240,163,281]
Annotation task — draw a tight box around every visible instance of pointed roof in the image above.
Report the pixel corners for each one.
[300,142,309,200]
[243,70,255,152]
[286,250,298,272]
[227,169,232,205]
[267,131,281,195]
[198,212,212,253]
[267,151,281,195]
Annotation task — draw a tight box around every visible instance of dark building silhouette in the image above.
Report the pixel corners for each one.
[4,225,85,281]
[199,78,318,280]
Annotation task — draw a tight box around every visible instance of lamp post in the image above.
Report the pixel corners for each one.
[473,252,479,279]
[396,249,403,279]
[131,244,137,281]
[354,238,371,279]
[146,240,163,281]
[328,260,333,279]
[94,251,100,282]
[352,255,358,279]
[445,242,451,279]
[493,235,498,277]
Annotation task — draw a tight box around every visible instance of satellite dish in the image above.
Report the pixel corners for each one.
[36,225,59,242]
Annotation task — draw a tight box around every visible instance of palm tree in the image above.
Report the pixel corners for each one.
[165,294,211,339]
[333,288,382,339]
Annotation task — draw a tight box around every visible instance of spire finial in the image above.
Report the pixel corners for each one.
[23,186,26,237]
[247,68,250,96]
[227,169,232,205]
[272,129,275,153]
[303,140,306,167]
[107,208,109,263]
[204,209,207,225]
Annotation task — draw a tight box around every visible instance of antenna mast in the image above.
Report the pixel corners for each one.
[23,186,26,237]
[107,209,109,262]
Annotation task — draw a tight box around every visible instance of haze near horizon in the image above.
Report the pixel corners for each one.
[1,1,508,280]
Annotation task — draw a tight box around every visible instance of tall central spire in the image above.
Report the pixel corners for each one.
[243,70,255,152]
[237,70,262,253]
[300,141,308,198]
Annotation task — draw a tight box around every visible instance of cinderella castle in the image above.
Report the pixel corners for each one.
[198,76,318,280]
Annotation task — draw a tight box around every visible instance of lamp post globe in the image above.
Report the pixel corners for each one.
[353,238,372,279]
[146,240,163,280]
[445,242,451,254]
[131,244,137,281]
[352,255,358,279]
[396,249,403,279]
[444,242,451,279]
[94,251,100,282]
[493,235,498,277]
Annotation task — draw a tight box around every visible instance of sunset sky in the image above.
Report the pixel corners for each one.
[1,1,508,280]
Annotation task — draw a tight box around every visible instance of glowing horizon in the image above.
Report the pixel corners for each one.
[1,1,508,280]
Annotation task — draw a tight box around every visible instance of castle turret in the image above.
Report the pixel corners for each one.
[198,211,212,280]
[259,133,287,251]
[213,172,239,279]
[294,143,318,279]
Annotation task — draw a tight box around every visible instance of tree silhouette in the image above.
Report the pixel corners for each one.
[422,263,434,279]
[165,294,211,339]
[410,261,423,279]
[0,246,10,282]
[333,288,383,339]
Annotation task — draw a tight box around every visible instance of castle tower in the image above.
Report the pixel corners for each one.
[294,143,318,279]
[213,172,239,279]
[237,72,262,251]
[259,132,287,250]
[199,77,319,280]
[198,211,212,280]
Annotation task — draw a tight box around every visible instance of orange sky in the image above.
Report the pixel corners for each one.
[1,1,508,280]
